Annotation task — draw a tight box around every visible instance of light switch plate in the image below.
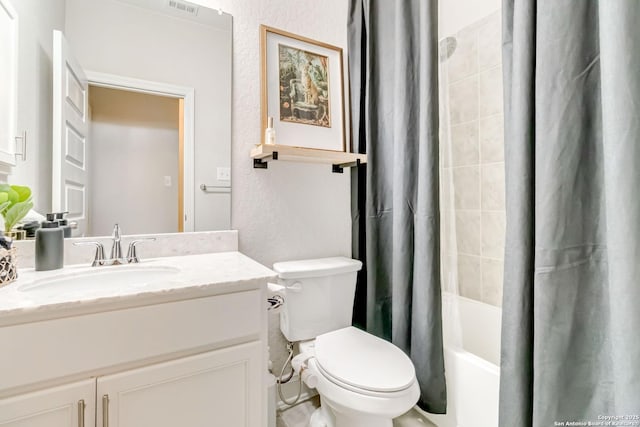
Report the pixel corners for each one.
[164,175,172,187]
[217,167,231,181]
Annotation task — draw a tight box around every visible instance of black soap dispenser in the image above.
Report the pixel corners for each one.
[35,213,64,271]
[55,212,71,238]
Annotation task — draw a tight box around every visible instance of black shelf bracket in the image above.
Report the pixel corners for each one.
[253,158,268,169]
[332,158,362,174]
[253,151,279,169]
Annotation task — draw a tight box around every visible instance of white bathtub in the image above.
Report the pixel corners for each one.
[421,293,501,427]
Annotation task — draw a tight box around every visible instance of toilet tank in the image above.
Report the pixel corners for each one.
[274,257,363,342]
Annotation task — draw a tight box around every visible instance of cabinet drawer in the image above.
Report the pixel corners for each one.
[0,290,261,394]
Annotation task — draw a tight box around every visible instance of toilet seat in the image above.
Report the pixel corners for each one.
[314,327,416,395]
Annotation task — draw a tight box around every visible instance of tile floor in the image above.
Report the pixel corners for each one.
[276,396,437,427]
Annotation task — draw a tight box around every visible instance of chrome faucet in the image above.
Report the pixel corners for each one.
[110,224,124,264]
[74,224,156,267]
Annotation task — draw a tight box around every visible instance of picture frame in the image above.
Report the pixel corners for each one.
[260,25,346,152]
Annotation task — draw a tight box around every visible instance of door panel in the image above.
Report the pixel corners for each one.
[53,30,89,236]
[97,342,262,427]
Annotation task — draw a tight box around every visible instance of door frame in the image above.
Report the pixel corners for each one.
[85,71,195,232]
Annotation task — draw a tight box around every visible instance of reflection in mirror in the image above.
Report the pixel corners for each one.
[7,0,232,237]
[89,87,181,236]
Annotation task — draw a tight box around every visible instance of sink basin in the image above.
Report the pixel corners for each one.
[18,265,181,297]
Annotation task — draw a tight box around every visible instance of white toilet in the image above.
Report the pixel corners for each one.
[272,257,420,427]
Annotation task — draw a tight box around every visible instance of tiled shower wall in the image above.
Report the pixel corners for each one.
[441,11,505,307]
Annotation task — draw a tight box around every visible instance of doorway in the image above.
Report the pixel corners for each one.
[85,72,195,235]
[88,86,185,236]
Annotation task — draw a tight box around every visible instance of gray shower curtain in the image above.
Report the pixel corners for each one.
[500,1,640,425]
[348,0,446,414]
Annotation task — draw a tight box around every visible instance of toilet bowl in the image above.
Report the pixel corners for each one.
[299,327,420,427]
[271,257,420,426]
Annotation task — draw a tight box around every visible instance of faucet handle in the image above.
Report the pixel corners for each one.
[126,238,156,263]
[73,241,106,267]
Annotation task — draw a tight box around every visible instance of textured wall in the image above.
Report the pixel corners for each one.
[441,11,505,307]
[189,0,352,392]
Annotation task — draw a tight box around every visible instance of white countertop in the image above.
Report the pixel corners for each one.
[0,252,277,326]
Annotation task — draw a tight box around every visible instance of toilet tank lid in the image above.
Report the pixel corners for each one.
[273,257,362,279]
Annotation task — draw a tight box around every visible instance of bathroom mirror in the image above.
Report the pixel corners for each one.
[7,0,232,237]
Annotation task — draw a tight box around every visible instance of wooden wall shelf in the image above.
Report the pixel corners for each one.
[250,144,367,173]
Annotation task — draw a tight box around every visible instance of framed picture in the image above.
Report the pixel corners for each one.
[260,25,346,152]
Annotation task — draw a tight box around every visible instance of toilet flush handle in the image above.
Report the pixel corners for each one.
[286,281,303,292]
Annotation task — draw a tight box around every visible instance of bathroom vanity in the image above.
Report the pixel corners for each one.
[0,251,276,427]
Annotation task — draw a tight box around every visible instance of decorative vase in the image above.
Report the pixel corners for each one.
[0,247,18,287]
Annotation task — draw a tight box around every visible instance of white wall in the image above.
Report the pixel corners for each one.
[188,0,353,387]
[7,0,65,211]
[89,87,179,236]
[439,0,501,36]
[9,0,353,395]
[188,0,352,268]
[64,0,232,232]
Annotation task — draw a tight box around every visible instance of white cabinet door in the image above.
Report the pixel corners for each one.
[0,379,95,427]
[52,30,89,236]
[0,0,18,166]
[97,342,263,427]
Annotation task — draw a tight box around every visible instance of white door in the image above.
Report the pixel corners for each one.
[52,30,89,236]
[0,379,95,427]
[97,342,263,427]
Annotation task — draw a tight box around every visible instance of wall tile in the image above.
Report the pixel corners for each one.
[478,13,502,71]
[456,210,482,255]
[482,258,504,306]
[449,76,478,125]
[458,254,482,300]
[441,209,456,256]
[441,171,454,209]
[478,66,503,118]
[481,211,506,258]
[441,255,458,293]
[481,163,505,210]
[451,121,479,167]
[453,165,481,209]
[441,10,505,307]
[447,28,478,83]
[480,114,504,163]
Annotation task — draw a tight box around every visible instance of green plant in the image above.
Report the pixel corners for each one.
[0,185,33,233]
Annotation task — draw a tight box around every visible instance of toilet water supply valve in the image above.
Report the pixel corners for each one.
[267,282,317,405]
[275,342,318,406]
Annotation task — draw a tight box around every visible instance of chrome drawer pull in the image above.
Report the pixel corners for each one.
[102,395,109,427]
[77,399,85,427]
